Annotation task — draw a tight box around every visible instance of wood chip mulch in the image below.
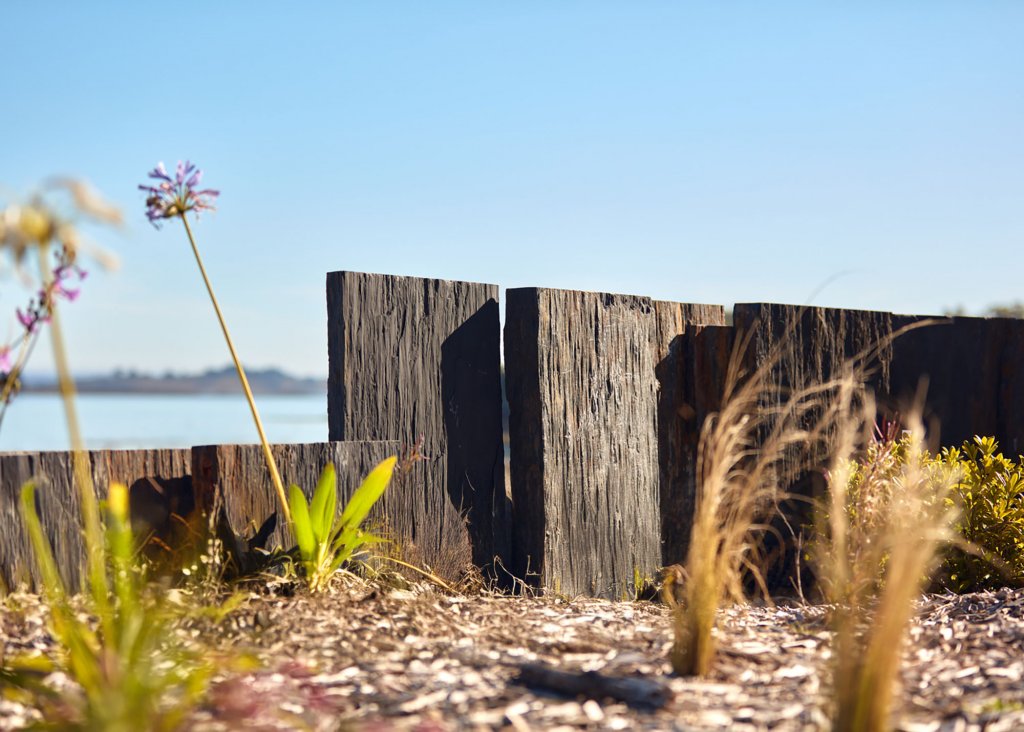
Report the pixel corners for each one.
[3,583,1024,731]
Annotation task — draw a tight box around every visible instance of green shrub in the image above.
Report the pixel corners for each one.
[839,433,1024,593]
[939,436,1024,591]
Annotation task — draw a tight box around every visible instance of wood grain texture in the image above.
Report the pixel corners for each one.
[0,449,190,592]
[889,316,1008,450]
[733,303,897,478]
[656,318,733,566]
[0,452,44,591]
[651,302,727,566]
[327,271,508,578]
[998,319,1024,456]
[191,441,400,553]
[732,303,898,590]
[733,303,897,398]
[505,287,661,599]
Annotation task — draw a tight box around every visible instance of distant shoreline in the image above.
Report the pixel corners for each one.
[22,366,327,396]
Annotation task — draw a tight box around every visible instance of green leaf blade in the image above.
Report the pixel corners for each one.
[289,484,316,562]
[338,456,397,531]
[309,463,337,544]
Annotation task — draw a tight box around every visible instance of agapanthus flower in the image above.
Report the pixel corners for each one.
[15,308,37,332]
[139,161,219,227]
[12,249,85,334]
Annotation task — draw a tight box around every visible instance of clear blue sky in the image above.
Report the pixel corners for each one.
[3,2,1022,377]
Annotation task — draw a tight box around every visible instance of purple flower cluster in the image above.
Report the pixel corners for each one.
[139,161,219,227]
[14,252,86,335]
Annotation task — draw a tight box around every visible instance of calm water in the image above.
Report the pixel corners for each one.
[0,394,328,452]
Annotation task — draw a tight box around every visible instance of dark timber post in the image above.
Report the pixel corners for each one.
[505,287,661,599]
[732,303,899,591]
[326,272,507,581]
[889,315,1009,449]
[651,301,728,566]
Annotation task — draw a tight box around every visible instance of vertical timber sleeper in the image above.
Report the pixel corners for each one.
[505,287,661,599]
[326,271,508,582]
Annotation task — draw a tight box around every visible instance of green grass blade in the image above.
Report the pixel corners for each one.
[309,463,337,544]
[337,456,396,531]
[20,482,105,694]
[289,484,315,561]
[106,482,138,620]
[19,483,65,600]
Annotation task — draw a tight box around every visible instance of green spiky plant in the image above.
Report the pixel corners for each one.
[289,457,397,592]
[9,482,213,731]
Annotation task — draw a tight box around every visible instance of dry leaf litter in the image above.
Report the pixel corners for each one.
[2,583,1024,731]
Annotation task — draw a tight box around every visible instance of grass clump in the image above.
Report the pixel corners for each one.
[814,407,959,732]
[6,482,213,731]
[670,331,856,677]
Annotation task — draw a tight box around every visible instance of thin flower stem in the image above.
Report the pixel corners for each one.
[0,330,39,431]
[38,245,111,629]
[179,215,293,530]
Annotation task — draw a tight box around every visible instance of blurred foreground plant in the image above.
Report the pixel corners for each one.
[814,409,958,732]
[140,161,293,531]
[0,179,119,434]
[290,457,397,592]
[7,482,212,730]
[0,179,223,728]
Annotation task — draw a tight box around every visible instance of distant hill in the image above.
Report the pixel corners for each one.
[24,366,326,395]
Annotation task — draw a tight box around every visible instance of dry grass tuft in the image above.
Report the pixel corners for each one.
[815,400,959,732]
[671,323,865,677]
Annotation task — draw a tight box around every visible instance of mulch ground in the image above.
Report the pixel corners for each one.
[3,582,1024,731]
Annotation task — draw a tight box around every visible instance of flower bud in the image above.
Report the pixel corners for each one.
[107,482,129,522]
[16,205,52,244]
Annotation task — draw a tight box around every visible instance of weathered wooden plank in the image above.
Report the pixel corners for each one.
[733,303,897,475]
[651,301,728,566]
[91,448,193,554]
[0,452,41,592]
[733,303,897,401]
[505,287,661,598]
[888,315,1004,449]
[191,441,401,554]
[326,271,507,580]
[998,318,1024,456]
[658,321,734,565]
[732,303,898,591]
[0,449,191,592]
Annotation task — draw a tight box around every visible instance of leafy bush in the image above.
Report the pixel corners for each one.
[837,433,1024,593]
[938,436,1024,591]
